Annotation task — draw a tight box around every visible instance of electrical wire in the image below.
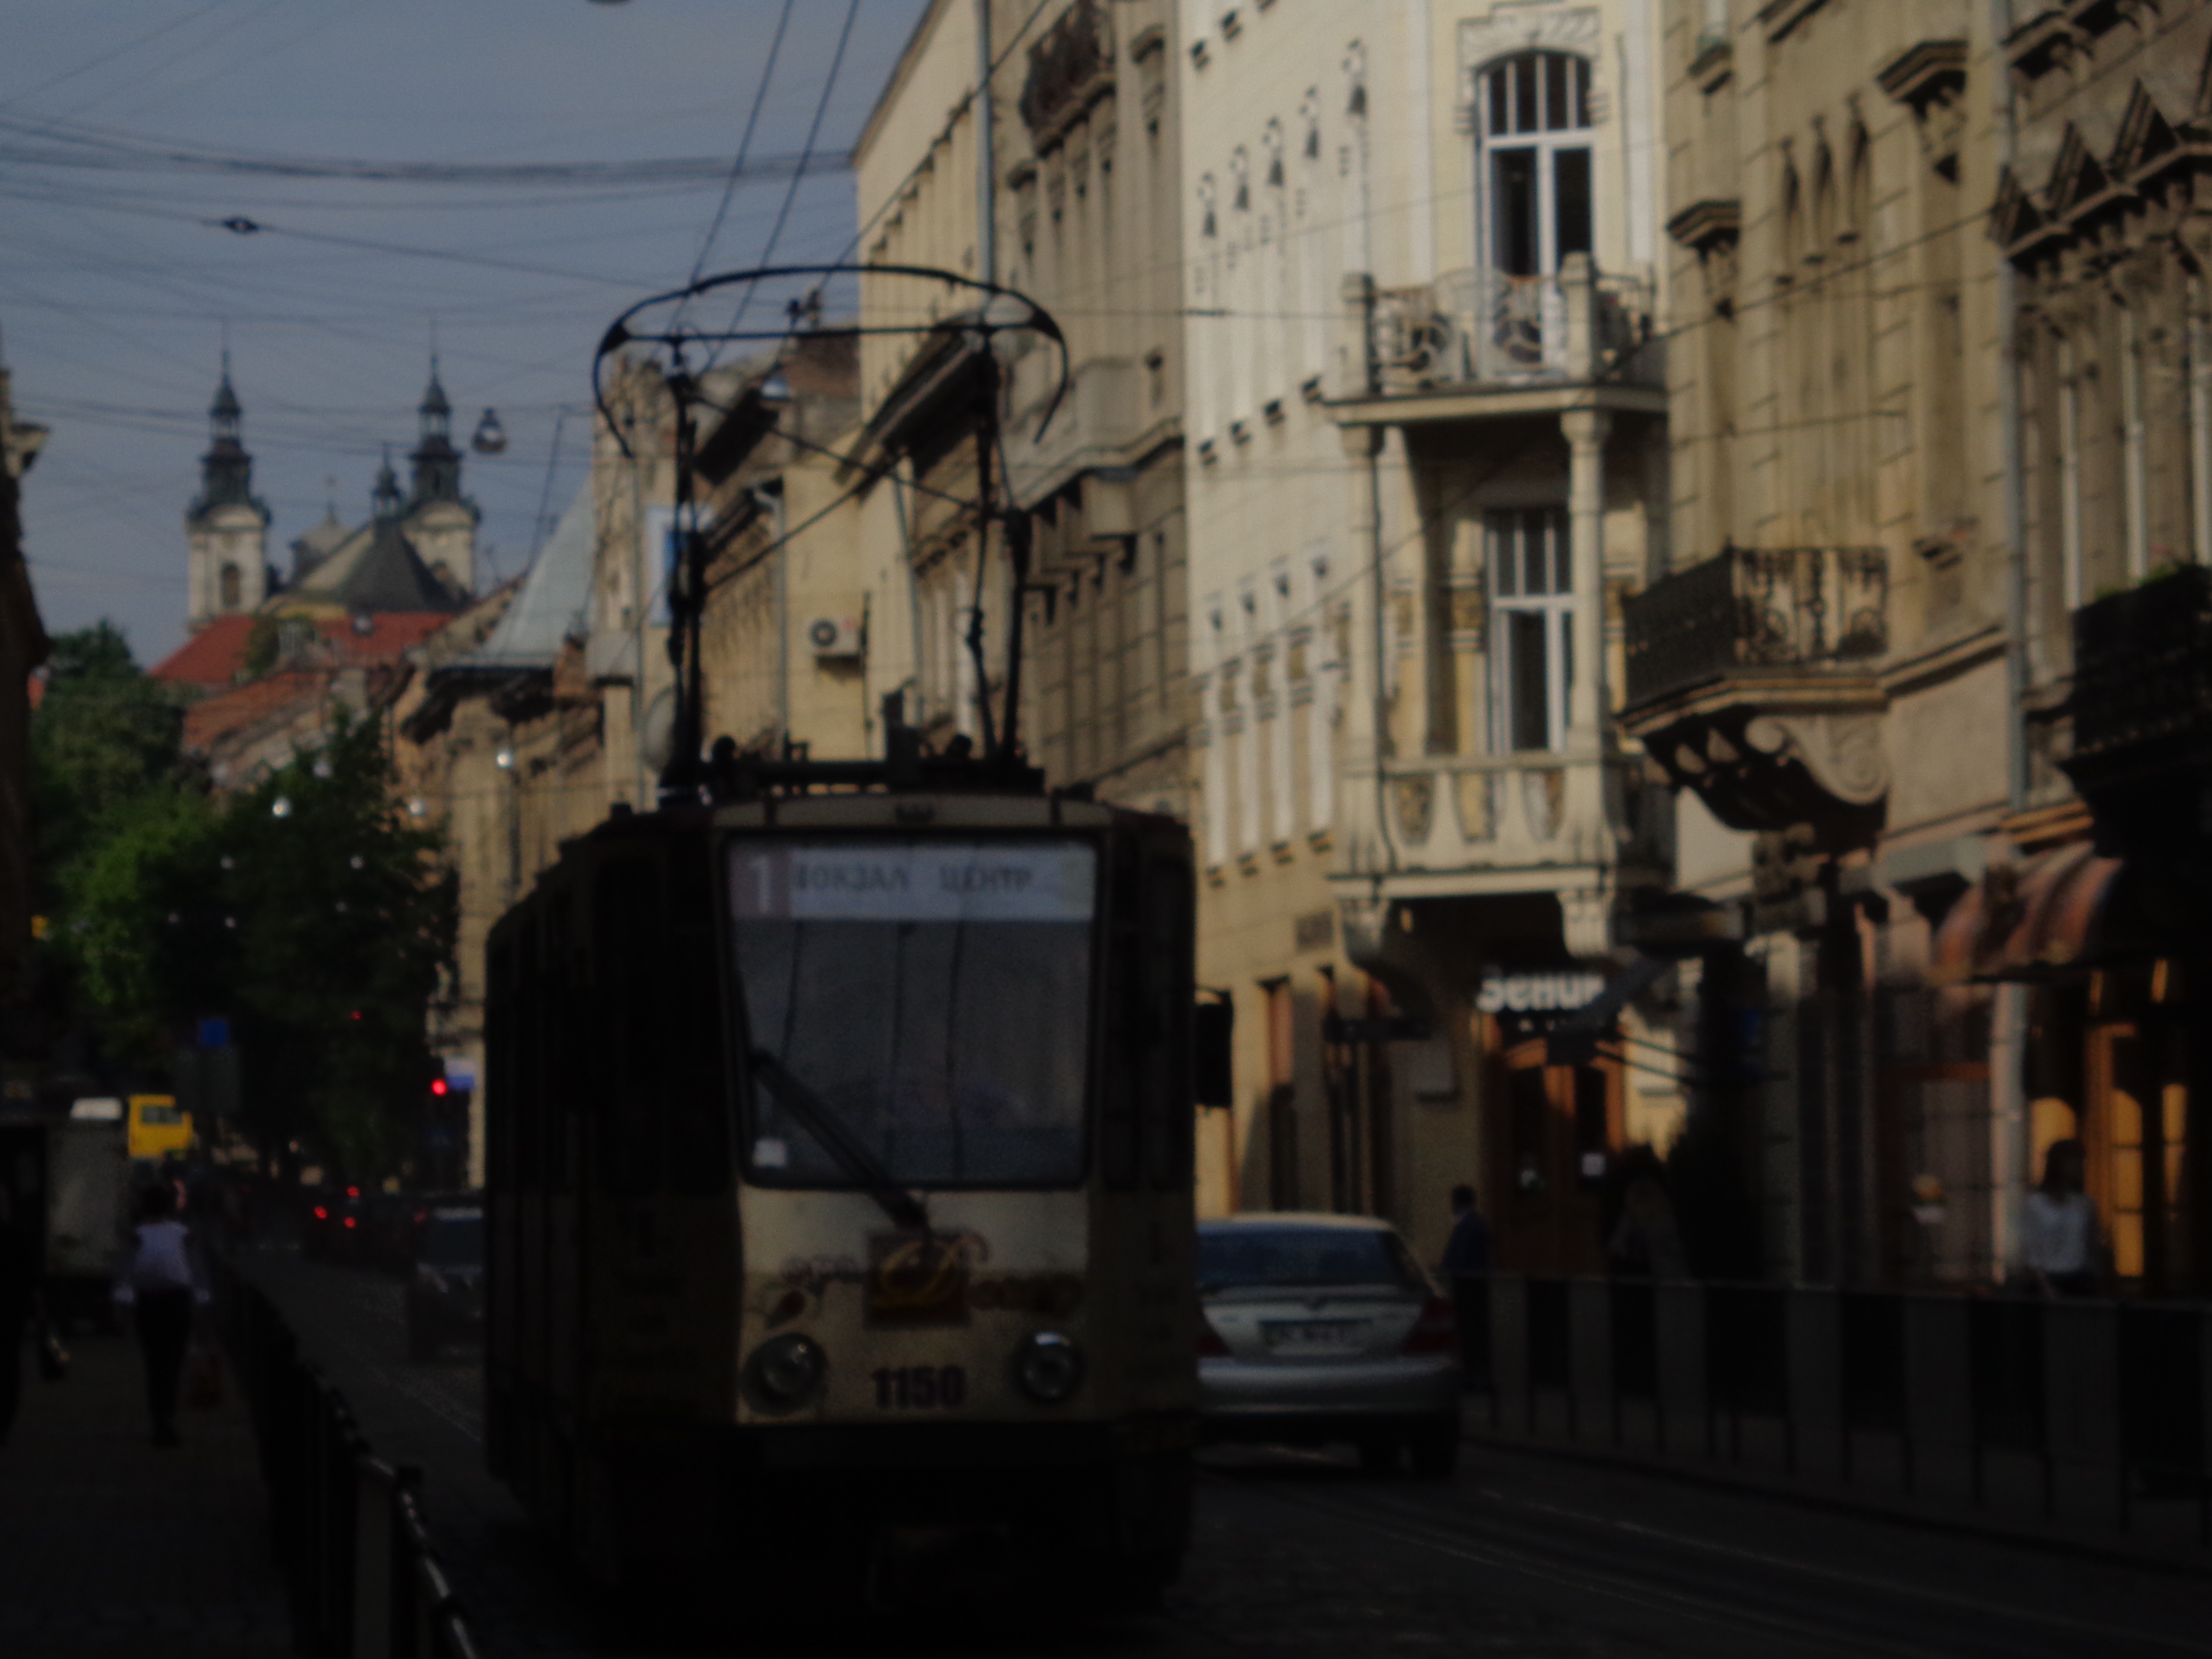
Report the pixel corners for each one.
[711,0,863,362]
[0,111,849,190]
[686,0,797,289]
[0,2,231,116]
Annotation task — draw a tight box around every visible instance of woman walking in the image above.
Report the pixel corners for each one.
[2021,1138,2101,1298]
[115,1184,207,1447]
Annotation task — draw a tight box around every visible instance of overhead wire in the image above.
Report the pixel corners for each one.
[710,0,864,365]
[0,2,232,115]
[685,0,797,289]
[0,111,848,189]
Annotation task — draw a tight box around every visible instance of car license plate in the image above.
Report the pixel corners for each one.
[1260,1319,1368,1355]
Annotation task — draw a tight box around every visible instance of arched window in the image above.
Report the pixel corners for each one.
[219,563,242,609]
[1479,51,1593,278]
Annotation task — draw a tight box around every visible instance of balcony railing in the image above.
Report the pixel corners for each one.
[1337,750,1661,885]
[2067,563,2212,767]
[1623,545,1890,710]
[1371,265,1658,395]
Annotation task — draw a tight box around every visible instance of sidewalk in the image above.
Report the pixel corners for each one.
[0,1326,289,1658]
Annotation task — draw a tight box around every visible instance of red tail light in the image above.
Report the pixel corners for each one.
[346,1186,360,1198]
[1196,1316,1231,1357]
[1401,1295,1457,1355]
[343,1217,357,1230]
[313,1206,328,1220]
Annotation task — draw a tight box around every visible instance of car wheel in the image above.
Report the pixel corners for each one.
[1408,1418,1459,1480]
[1089,1550,1175,1617]
[1356,1436,1401,1474]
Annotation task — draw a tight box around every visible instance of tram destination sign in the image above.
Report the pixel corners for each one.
[730,840,1097,923]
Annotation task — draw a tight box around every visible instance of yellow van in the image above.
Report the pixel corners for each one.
[127,1094,194,1163]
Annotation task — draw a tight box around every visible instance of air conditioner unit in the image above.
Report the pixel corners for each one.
[806,615,862,659]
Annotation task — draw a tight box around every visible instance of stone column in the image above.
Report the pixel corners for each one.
[1563,406,1611,749]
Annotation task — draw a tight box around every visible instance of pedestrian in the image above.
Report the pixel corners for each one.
[1608,1172,1688,1280]
[115,1184,208,1447]
[0,1186,35,1446]
[2021,1137,2100,1297]
[1442,1184,1491,1277]
[1439,1184,1492,1390]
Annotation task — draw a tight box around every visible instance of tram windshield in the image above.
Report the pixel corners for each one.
[728,839,1097,1187]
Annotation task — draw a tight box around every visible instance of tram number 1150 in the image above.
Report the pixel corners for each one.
[872,1365,969,1410]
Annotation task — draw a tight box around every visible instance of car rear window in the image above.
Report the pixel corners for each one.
[420,1214,483,1268]
[1199,1225,1423,1292]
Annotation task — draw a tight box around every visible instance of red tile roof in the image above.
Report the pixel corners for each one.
[150,616,255,690]
[180,670,328,754]
[151,611,453,691]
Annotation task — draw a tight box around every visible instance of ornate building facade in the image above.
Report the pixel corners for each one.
[851,0,1190,821]
[1985,0,2212,1296]
[1621,0,2023,1288]
[1180,0,1677,1267]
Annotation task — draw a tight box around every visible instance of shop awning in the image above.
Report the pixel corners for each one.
[1930,840,2123,985]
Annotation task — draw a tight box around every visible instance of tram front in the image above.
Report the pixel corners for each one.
[718,793,1197,1600]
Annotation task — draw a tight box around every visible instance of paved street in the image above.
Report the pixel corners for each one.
[241,1249,2212,1659]
[0,1318,287,1658]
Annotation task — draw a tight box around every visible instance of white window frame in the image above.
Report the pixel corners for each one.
[1489,508,1574,754]
[1473,51,1596,280]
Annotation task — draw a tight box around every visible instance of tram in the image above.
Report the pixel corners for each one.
[482,750,1205,1603]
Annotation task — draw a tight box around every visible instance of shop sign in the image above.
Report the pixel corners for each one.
[1476,969,1606,1015]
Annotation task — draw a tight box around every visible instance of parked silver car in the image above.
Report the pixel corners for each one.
[1197,1213,1462,1476]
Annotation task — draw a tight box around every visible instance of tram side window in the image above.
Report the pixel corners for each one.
[486,937,514,1192]
[546,893,583,1194]
[596,858,666,1195]
[1101,841,1143,1189]
[513,915,545,1192]
[1141,854,1195,1188]
[662,841,729,1194]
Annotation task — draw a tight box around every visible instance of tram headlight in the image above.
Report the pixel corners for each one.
[1012,1331,1085,1404]
[744,1332,826,1412]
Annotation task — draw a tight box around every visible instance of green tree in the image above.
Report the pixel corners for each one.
[32,621,187,897]
[210,712,456,1176]
[44,654,456,1178]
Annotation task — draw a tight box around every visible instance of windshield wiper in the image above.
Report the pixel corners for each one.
[747,1049,930,1232]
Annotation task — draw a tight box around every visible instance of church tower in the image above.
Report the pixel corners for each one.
[185,358,270,630]
[403,359,477,596]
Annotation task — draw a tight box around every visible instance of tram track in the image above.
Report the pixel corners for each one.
[1200,1451,2212,1659]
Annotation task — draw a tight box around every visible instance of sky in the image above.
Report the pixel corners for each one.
[0,0,930,665]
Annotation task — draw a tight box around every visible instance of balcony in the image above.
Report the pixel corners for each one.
[1625,546,1889,708]
[2066,565,2212,779]
[2060,564,2212,879]
[1370,264,1660,395]
[1333,750,1663,933]
[1620,546,1891,845]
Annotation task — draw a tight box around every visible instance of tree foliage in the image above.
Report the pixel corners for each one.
[35,624,456,1178]
[32,621,188,897]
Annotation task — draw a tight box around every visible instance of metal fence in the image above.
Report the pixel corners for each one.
[1462,1275,2211,1550]
[214,1261,481,1659]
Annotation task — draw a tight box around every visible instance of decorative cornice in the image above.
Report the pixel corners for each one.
[1019,0,1115,149]
[1666,197,1741,255]
[1689,35,1734,92]
[1875,38,1967,111]
[1756,0,1831,44]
